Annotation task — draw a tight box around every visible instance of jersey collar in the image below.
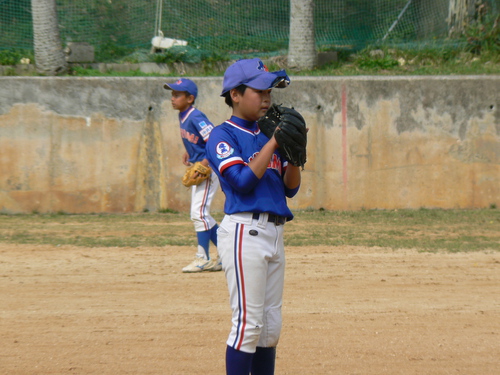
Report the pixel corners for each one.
[179,106,195,123]
[226,116,260,135]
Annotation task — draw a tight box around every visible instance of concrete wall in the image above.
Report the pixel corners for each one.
[0,76,498,213]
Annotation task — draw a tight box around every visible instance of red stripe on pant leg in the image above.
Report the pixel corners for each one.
[235,224,247,350]
[199,180,210,230]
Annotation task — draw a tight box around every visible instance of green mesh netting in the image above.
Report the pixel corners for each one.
[1,0,499,61]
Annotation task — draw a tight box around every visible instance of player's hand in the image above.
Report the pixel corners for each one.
[182,152,190,166]
[269,135,280,150]
[182,162,212,187]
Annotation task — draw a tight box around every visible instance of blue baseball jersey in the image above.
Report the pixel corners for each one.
[179,106,214,163]
[206,116,295,218]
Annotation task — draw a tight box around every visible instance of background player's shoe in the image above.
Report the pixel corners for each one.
[182,255,211,273]
[205,256,222,272]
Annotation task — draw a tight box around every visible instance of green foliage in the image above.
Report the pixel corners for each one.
[191,36,287,56]
[354,47,400,69]
[2,0,500,74]
[152,46,207,64]
[464,13,500,54]
[402,45,462,62]
[68,66,105,76]
[149,45,230,65]
[95,42,136,63]
[1,67,16,76]
[303,41,500,76]
[118,50,153,64]
[0,49,33,66]
[68,66,153,77]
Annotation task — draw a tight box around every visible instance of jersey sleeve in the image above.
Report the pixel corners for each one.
[193,112,215,142]
[206,125,246,175]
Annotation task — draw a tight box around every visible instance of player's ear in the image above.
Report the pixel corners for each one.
[187,94,195,104]
[230,88,241,103]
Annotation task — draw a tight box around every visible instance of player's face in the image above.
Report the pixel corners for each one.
[171,91,193,112]
[232,88,272,122]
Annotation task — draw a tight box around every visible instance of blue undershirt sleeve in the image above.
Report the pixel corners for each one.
[223,164,260,194]
[284,185,300,198]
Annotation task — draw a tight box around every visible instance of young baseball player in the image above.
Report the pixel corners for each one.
[164,78,221,273]
[205,58,302,374]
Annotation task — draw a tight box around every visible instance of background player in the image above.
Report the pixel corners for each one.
[164,78,221,273]
[206,59,302,374]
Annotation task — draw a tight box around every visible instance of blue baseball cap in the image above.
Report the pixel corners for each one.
[164,78,198,98]
[221,58,290,96]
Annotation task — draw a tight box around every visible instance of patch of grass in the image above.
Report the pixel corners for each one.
[158,208,180,214]
[0,209,498,252]
[65,47,500,77]
[284,208,500,252]
[68,66,166,77]
[149,45,230,65]
[0,212,196,247]
[5,35,499,77]
[292,45,500,76]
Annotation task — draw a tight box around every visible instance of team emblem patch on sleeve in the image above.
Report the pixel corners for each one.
[216,141,234,159]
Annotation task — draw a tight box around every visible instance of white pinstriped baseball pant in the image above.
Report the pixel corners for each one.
[190,171,219,232]
[217,212,285,353]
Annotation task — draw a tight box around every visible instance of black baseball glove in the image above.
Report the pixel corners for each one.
[258,104,307,169]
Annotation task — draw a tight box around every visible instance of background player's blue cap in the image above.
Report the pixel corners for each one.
[164,78,198,98]
[221,58,290,96]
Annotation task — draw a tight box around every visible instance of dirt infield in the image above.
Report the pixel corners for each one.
[1,243,498,374]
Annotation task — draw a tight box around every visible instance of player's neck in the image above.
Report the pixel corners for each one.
[229,115,256,129]
[179,105,193,115]
[231,109,258,123]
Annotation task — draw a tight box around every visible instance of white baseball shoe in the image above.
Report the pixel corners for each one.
[205,256,222,272]
[182,255,211,273]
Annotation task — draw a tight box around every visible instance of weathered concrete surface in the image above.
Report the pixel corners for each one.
[0,76,498,213]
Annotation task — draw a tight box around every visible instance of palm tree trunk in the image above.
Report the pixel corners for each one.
[31,0,67,75]
[448,0,476,37]
[288,0,317,70]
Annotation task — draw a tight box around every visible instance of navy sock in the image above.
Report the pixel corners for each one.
[251,347,276,375]
[226,346,253,375]
[210,224,219,247]
[196,230,211,259]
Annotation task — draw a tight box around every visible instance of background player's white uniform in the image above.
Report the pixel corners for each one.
[165,78,220,273]
[179,106,220,272]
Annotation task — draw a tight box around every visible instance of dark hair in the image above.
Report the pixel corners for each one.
[184,91,196,104]
[223,84,247,107]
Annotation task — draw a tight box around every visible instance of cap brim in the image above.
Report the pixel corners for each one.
[272,77,290,89]
[246,70,290,91]
[220,66,290,96]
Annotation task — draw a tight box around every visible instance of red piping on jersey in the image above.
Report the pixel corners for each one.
[225,120,260,135]
[219,157,244,174]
